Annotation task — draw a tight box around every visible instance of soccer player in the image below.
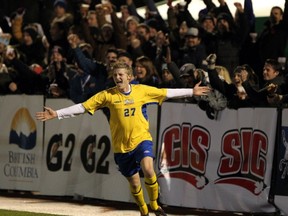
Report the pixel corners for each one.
[36,61,210,216]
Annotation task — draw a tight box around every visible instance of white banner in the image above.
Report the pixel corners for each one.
[157,102,277,213]
[274,108,288,216]
[40,99,157,202]
[0,95,43,191]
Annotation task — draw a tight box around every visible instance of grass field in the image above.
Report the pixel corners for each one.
[0,210,60,216]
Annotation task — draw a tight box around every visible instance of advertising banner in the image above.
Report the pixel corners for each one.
[274,108,288,216]
[157,102,277,213]
[0,95,43,191]
[0,96,283,213]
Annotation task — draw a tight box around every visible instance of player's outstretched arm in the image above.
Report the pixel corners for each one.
[193,81,211,96]
[36,104,86,121]
[36,107,57,122]
[166,81,211,99]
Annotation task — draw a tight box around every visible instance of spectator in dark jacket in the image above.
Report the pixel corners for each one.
[0,56,17,94]
[16,25,47,67]
[68,62,98,103]
[243,58,286,107]
[205,2,249,76]
[127,23,157,62]
[67,33,118,91]
[4,45,71,97]
[177,26,207,69]
[254,0,288,78]
[205,54,259,109]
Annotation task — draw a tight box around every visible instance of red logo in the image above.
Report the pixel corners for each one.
[215,129,267,195]
[158,125,268,195]
[158,123,210,189]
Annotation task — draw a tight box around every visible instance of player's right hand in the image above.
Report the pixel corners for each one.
[35,107,57,121]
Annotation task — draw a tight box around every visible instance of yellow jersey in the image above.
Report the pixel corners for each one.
[82,84,167,153]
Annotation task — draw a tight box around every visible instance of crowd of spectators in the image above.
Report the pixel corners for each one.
[0,0,288,118]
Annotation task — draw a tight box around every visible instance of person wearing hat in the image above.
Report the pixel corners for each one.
[178,63,199,103]
[102,23,116,39]
[54,0,67,10]
[51,0,74,28]
[177,27,207,69]
[23,26,39,45]
[200,15,216,34]
[15,25,47,67]
[49,0,73,51]
[179,63,196,87]
[125,16,139,36]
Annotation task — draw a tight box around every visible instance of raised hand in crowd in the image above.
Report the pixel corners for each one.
[205,53,257,109]
[155,31,170,63]
[67,33,81,49]
[218,0,226,7]
[234,2,244,13]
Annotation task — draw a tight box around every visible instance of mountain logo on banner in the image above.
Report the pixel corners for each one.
[9,107,37,150]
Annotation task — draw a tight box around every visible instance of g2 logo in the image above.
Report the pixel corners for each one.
[46,134,111,174]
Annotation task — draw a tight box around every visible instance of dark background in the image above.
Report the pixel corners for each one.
[110,0,164,10]
[0,0,164,25]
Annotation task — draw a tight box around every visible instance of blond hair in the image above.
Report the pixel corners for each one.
[215,65,232,84]
[110,61,133,76]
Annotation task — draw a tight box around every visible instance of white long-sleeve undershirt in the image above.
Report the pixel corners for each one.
[166,88,193,99]
[56,103,86,119]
